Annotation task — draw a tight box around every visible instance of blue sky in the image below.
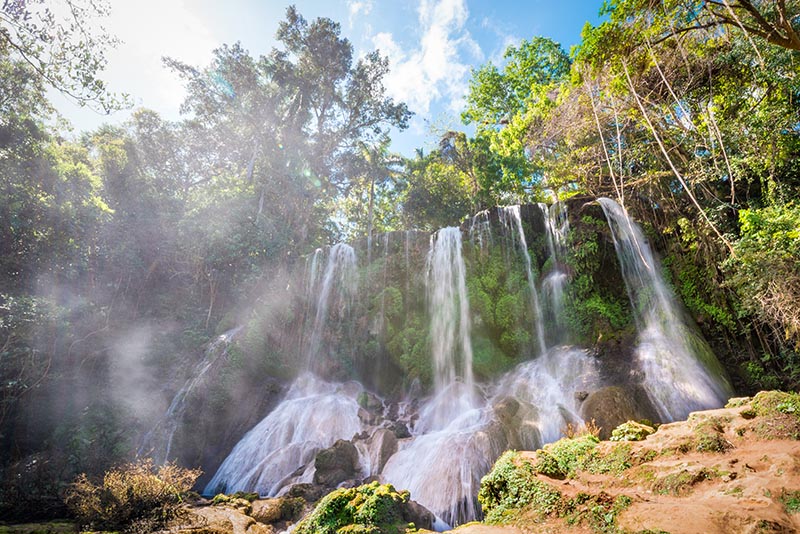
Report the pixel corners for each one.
[53,0,602,157]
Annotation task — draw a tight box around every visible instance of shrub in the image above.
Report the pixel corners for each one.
[65,459,201,533]
[478,451,563,523]
[534,434,600,479]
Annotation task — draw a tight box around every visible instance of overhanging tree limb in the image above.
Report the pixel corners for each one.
[621,59,735,255]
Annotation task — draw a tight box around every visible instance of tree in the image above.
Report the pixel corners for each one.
[604,0,800,52]
[166,7,411,250]
[0,0,123,111]
[463,37,570,130]
[461,38,571,202]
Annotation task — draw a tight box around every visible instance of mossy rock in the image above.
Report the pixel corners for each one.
[580,386,646,440]
[751,391,800,417]
[478,450,564,524]
[610,420,656,442]
[293,481,431,534]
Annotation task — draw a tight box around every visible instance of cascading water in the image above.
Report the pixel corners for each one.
[597,197,732,420]
[425,227,476,413]
[468,209,492,254]
[382,227,498,529]
[304,243,358,369]
[491,346,601,446]
[498,206,547,356]
[206,244,362,496]
[138,326,241,463]
[539,202,570,337]
[203,373,365,496]
[193,199,736,530]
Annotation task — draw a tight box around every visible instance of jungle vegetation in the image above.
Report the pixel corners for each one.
[1,0,799,522]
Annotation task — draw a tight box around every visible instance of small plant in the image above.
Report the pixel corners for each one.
[533,434,600,479]
[65,459,201,533]
[780,489,800,514]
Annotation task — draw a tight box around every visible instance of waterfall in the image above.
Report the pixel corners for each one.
[491,346,600,446]
[597,198,732,420]
[539,202,570,338]
[468,209,492,254]
[305,243,358,370]
[137,326,242,463]
[498,206,547,356]
[382,226,494,529]
[203,373,365,496]
[425,227,476,418]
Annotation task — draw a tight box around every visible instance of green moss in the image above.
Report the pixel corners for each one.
[478,451,563,524]
[479,447,637,532]
[472,335,513,378]
[610,421,655,442]
[561,214,633,344]
[652,469,715,496]
[534,434,600,479]
[584,443,635,476]
[751,391,800,417]
[294,482,413,534]
[692,417,732,453]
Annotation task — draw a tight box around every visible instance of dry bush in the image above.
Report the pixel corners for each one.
[563,419,601,439]
[65,459,201,533]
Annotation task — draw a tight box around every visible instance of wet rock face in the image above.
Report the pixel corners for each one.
[313,439,359,487]
[403,498,435,530]
[365,428,398,473]
[580,386,648,439]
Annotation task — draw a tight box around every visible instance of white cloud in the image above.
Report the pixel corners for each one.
[347,0,374,27]
[373,0,482,115]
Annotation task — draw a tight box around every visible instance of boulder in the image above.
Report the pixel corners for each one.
[493,396,540,450]
[286,483,328,503]
[363,428,398,473]
[313,439,359,487]
[249,497,304,524]
[580,386,647,440]
[390,421,411,439]
[402,498,435,530]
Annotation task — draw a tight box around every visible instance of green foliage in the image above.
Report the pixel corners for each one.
[750,391,800,418]
[463,37,570,129]
[385,315,431,386]
[562,215,632,343]
[562,492,632,533]
[726,204,800,351]
[402,160,475,230]
[533,434,600,479]
[479,449,635,532]
[478,451,563,524]
[0,0,124,111]
[65,459,201,533]
[293,482,413,534]
[610,421,655,442]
